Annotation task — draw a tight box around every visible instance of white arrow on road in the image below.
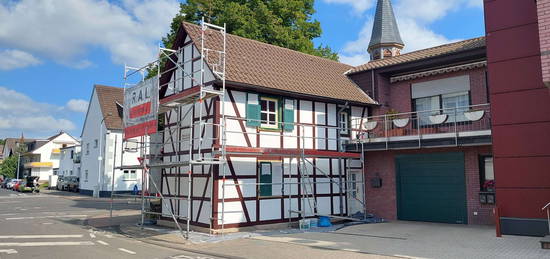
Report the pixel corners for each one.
[0,249,18,254]
[0,241,94,247]
[0,235,83,239]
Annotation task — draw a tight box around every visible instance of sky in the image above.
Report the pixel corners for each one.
[0,0,485,139]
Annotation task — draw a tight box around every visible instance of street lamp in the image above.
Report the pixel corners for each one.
[96,112,113,198]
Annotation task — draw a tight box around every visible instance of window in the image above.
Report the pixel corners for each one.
[94,139,98,148]
[260,97,278,128]
[414,92,470,125]
[442,92,470,123]
[479,156,494,191]
[70,150,74,159]
[70,170,73,176]
[84,170,88,182]
[339,111,349,135]
[86,143,90,155]
[350,174,357,198]
[123,170,137,180]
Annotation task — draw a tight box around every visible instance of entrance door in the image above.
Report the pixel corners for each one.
[347,170,364,216]
[396,152,467,224]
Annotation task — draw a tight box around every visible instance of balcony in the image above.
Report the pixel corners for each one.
[347,104,492,151]
[24,162,53,168]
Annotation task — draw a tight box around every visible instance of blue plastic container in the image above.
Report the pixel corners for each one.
[318,216,332,227]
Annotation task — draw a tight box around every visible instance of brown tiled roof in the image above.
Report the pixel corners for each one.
[3,138,37,156]
[181,22,376,104]
[95,85,124,130]
[349,37,486,74]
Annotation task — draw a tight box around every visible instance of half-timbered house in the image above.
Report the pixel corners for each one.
[155,22,375,231]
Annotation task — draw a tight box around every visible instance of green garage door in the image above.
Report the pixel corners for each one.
[396,152,467,224]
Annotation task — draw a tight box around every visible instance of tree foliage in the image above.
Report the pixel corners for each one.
[165,0,337,59]
[0,155,17,179]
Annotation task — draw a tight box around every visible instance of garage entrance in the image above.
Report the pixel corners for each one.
[396,152,467,224]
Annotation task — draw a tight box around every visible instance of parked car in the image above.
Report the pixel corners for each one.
[65,176,79,192]
[12,180,22,191]
[56,176,66,191]
[1,178,11,188]
[18,177,39,193]
[5,179,19,189]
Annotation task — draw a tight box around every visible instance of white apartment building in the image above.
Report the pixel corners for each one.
[80,85,143,197]
[21,132,79,181]
[58,145,81,177]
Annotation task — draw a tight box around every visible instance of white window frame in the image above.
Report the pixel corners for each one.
[260,97,279,129]
[339,111,349,135]
[123,170,137,181]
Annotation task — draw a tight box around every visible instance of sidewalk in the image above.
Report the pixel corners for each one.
[112,220,548,259]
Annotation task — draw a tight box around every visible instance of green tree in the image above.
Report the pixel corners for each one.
[148,0,338,78]
[0,155,17,178]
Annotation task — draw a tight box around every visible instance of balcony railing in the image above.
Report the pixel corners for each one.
[24,162,53,168]
[351,104,491,150]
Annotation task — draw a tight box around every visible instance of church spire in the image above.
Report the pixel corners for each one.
[368,0,404,60]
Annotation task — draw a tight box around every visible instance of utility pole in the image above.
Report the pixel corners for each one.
[16,152,20,179]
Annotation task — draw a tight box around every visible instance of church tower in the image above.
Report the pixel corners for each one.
[368,0,404,60]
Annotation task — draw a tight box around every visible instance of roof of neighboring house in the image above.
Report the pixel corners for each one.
[3,138,38,156]
[349,37,486,75]
[369,0,403,50]
[179,22,376,105]
[94,85,124,130]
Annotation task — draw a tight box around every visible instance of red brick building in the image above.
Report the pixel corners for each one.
[346,0,496,226]
[484,0,550,236]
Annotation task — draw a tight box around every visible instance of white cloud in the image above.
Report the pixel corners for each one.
[66,99,89,113]
[0,0,179,68]
[0,87,76,137]
[333,0,483,66]
[0,49,42,70]
[322,0,375,14]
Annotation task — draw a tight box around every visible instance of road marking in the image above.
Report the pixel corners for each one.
[0,249,18,254]
[118,248,136,255]
[89,233,96,238]
[0,235,83,239]
[0,241,94,247]
[97,240,109,246]
[42,222,54,225]
[5,215,87,220]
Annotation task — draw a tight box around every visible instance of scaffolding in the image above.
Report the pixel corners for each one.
[112,19,368,239]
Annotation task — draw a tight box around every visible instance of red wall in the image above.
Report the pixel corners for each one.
[537,0,550,86]
[485,0,550,220]
[365,146,495,225]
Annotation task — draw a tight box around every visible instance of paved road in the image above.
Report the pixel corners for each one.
[0,188,220,259]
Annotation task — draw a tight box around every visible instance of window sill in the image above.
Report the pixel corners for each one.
[259,127,281,132]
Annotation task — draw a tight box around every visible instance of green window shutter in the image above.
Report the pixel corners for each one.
[246,93,260,127]
[282,99,295,131]
[259,162,272,196]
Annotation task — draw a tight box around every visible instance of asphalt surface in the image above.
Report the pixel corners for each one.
[0,188,220,259]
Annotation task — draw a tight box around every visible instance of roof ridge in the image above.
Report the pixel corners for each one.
[368,37,484,64]
[182,21,351,68]
[350,36,486,73]
[95,84,123,90]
